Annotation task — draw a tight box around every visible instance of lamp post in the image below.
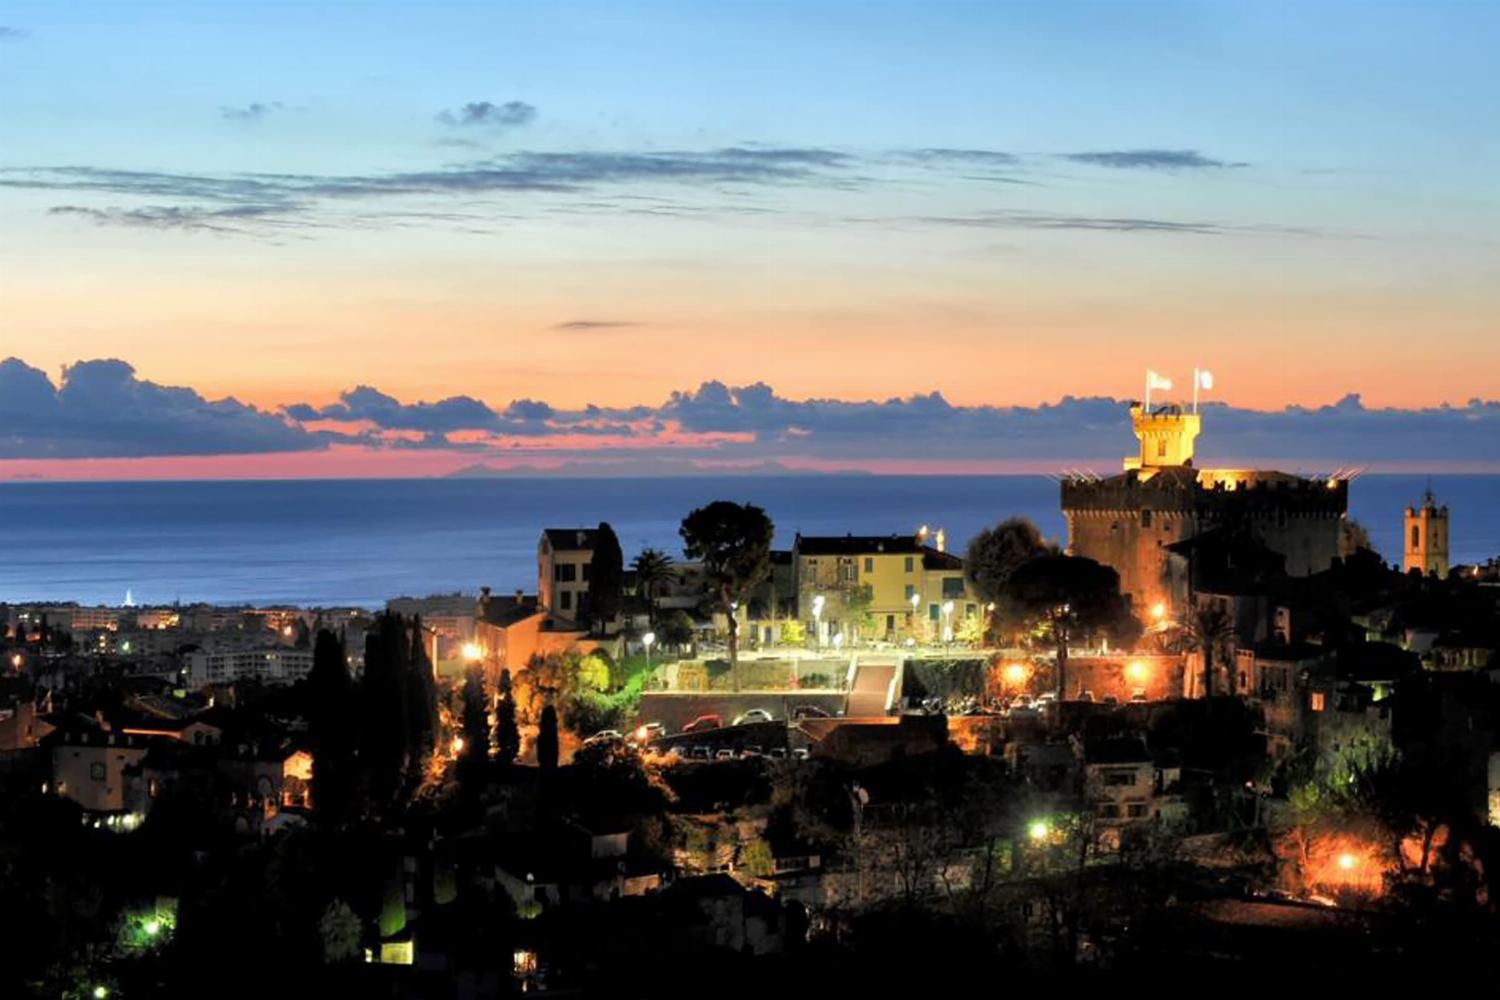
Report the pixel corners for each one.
[942,600,954,644]
[909,591,920,644]
[642,630,656,674]
[812,594,825,649]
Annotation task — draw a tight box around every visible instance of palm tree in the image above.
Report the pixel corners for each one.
[631,548,675,625]
[1178,604,1236,699]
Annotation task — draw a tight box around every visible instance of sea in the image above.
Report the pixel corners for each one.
[0,475,1495,609]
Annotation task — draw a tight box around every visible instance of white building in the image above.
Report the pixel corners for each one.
[185,647,315,688]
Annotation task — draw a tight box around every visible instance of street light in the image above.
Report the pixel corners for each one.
[812,594,825,648]
[461,642,482,662]
[642,631,656,673]
[1028,820,1050,843]
[941,600,954,643]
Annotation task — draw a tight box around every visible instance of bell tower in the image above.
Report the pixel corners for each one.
[1404,487,1449,578]
[1124,404,1201,472]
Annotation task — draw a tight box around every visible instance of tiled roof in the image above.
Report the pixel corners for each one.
[542,528,599,551]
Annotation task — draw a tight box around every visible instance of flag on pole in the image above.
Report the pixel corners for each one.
[1197,370,1214,390]
[1146,370,1173,392]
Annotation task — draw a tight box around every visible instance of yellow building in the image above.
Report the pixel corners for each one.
[538,528,598,621]
[1404,489,1449,578]
[791,533,976,643]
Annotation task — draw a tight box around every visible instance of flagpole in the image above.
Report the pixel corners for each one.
[1192,368,1199,414]
[1144,370,1151,412]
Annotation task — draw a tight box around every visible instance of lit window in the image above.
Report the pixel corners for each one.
[1311,692,1326,712]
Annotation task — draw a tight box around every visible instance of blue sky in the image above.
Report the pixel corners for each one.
[1,1,1497,475]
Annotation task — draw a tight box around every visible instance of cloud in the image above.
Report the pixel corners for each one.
[909,210,1224,235]
[221,102,284,122]
[438,100,538,128]
[5,359,1499,469]
[0,25,27,40]
[48,203,298,234]
[0,358,322,458]
[552,320,641,331]
[2,147,855,234]
[1062,149,1245,170]
[902,148,1018,166]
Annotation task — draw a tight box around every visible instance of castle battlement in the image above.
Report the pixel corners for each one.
[1061,399,1348,615]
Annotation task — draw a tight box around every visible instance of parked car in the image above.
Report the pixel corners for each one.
[732,708,774,726]
[742,745,764,758]
[1078,690,1096,703]
[682,714,723,734]
[768,747,788,760]
[791,704,831,720]
[1129,689,1148,704]
[690,746,712,759]
[583,729,624,747]
[664,745,685,759]
[790,748,810,760]
[629,721,668,746]
[714,748,736,760]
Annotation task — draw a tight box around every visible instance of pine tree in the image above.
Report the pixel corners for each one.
[361,613,411,806]
[405,615,439,767]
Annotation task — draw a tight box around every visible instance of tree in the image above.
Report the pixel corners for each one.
[1177,604,1236,700]
[1341,518,1374,558]
[631,548,675,625]
[966,517,1052,608]
[779,617,807,646]
[841,582,875,644]
[307,629,355,824]
[998,554,1138,700]
[679,501,774,677]
[494,668,521,766]
[537,704,560,769]
[360,613,412,806]
[588,521,624,634]
[459,664,489,785]
[318,899,362,964]
[406,615,439,769]
[659,609,695,652]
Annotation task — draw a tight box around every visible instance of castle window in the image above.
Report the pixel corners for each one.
[1411,525,1420,549]
[1156,439,1167,458]
[1141,510,1153,527]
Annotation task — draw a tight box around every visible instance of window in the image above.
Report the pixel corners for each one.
[841,562,857,583]
[904,556,914,573]
[582,564,591,582]
[942,577,964,599]
[554,563,576,582]
[1103,771,1137,787]
[1142,509,1153,527]
[863,557,874,574]
[1411,524,1421,549]
[1156,439,1167,458]
[1310,691,1326,712]
[1127,804,1149,818]
[89,762,106,781]
[905,584,916,601]
[560,591,572,611]
[929,604,940,621]
[1100,804,1121,818]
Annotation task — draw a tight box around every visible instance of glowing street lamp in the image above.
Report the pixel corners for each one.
[941,600,955,643]
[812,594,826,648]
[1028,820,1051,843]
[1337,852,1357,871]
[1126,660,1151,683]
[832,632,844,652]
[642,631,656,672]
[1003,663,1029,686]
[461,642,482,662]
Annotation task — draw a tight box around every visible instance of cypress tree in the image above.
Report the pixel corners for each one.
[537,703,560,770]
[494,668,520,767]
[307,629,354,823]
[587,521,624,634]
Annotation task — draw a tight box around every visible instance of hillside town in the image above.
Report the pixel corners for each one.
[4,403,1500,995]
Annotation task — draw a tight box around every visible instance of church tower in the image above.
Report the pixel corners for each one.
[1404,488,1449,578]
[1123,403,1201,471]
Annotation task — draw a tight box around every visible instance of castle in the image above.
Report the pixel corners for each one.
[1061,402,1348,616]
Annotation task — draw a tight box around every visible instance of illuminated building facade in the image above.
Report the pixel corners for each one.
[1062,403,1348,615]
[1403,488,1450,578]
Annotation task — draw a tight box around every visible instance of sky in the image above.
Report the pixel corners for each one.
[1,1,1498,477]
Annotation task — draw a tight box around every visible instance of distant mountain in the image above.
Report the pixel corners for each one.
[444,459,864,479]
